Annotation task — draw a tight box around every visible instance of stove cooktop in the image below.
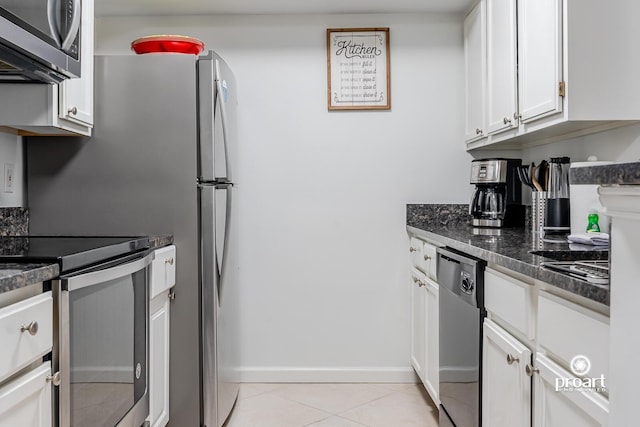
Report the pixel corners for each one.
[541,260,609,285]
[0,236,150,273]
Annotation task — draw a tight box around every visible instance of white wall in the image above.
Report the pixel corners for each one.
[96,13,472,381]
[0,133,24,207]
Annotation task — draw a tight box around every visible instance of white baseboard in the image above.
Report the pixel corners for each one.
[236,366,419,383]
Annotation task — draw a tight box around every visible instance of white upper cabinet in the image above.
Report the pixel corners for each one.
[58,0,94,129]
[517,0,563,123]
[464,1,487,143]
[0,0,94,136]
[467,0,640,150]
[486,0,518,136]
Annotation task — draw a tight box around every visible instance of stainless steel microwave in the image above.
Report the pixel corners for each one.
[0,0,82,84]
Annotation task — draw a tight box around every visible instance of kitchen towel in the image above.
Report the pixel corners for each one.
[567,232,609,246]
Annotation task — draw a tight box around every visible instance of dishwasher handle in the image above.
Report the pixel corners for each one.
[439,253,461,264]
[437,246,484,267]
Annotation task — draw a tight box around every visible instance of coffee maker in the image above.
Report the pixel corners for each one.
[470,158,525,228]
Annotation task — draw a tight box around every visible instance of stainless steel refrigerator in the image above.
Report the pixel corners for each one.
[26,52,240,427]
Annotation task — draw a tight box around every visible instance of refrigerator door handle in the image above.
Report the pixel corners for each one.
[217,183,232,303]
[199,184,218,303]
[215,59,232,182]
[200,183,233,306]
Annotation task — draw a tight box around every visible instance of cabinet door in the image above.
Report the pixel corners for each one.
[149,293,171,427]
[518,0,563,123]
[533,353,608,427]
[482,319,531,427]
[486,0,518,135]
[0,362,52,427]
[59,0,94,127]
[464,0,487,143]
[410,268,426,382]
[424,278,439,404]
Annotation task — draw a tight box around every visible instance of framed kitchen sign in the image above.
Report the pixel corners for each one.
[326,28,390,110]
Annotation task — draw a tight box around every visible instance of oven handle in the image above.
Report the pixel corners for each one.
[63,252,154,292]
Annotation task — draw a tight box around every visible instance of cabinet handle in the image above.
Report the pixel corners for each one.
[409,247,417,253]
[514,112,521,120]
[525,364,539,377]
[165,257,174,266]
[423,255,431,261]
[20,321,39,336]
[68,106,78,115]
[506,354,519,365]
[503,116,512,125]
[412,276,419,283]
[46,371,61,387]
[168,289,176,301]
[475,128,483,135]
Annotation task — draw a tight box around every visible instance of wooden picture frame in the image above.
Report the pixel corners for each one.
[326,28,390,110]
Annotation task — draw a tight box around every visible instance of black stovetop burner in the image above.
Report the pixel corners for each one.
[0,236,150,273]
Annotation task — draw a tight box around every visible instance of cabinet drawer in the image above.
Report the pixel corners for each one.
[422,242,438,281]
[408,237,423,269]
[409,237,439,280]
[150,245,176,299]
[538,292,609,381]
[0,293,52,383]
[485,268,535,339]
[0,362,52,427]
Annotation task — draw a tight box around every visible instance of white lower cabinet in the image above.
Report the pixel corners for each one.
[149,292,170,427]
[483,265,611,426]
[0,362,52,427]
[148,245,176,427]
[410,268,426,382]
[424,277,439,404]
[0,289,53,427]
[533,353,608,427]
[483,319,531,427]
[409,267,439,405]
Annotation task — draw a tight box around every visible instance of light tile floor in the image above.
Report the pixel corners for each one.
[224,383,439,427]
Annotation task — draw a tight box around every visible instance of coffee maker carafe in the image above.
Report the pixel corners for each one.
[470,158,524,228]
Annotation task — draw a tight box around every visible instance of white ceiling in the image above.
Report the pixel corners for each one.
[95,0,474,17]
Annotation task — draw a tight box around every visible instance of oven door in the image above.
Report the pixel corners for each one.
[53,251,153,427]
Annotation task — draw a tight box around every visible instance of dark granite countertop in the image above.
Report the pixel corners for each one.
[571,161,640,185]
[0,263,59,295]
[407,205,609,306]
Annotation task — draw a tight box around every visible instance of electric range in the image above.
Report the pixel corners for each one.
[541,260,609,285]
[0,236,150,272]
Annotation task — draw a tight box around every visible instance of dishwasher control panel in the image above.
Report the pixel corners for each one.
[437,246,486,309]
[461,271,474,294]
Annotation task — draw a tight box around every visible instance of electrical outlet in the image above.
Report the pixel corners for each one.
[4,163,14,193]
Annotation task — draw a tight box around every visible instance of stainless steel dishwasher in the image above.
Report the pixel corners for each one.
[437,247,486,427]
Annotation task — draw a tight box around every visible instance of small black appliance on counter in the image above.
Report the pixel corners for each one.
[470,158,525,228]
